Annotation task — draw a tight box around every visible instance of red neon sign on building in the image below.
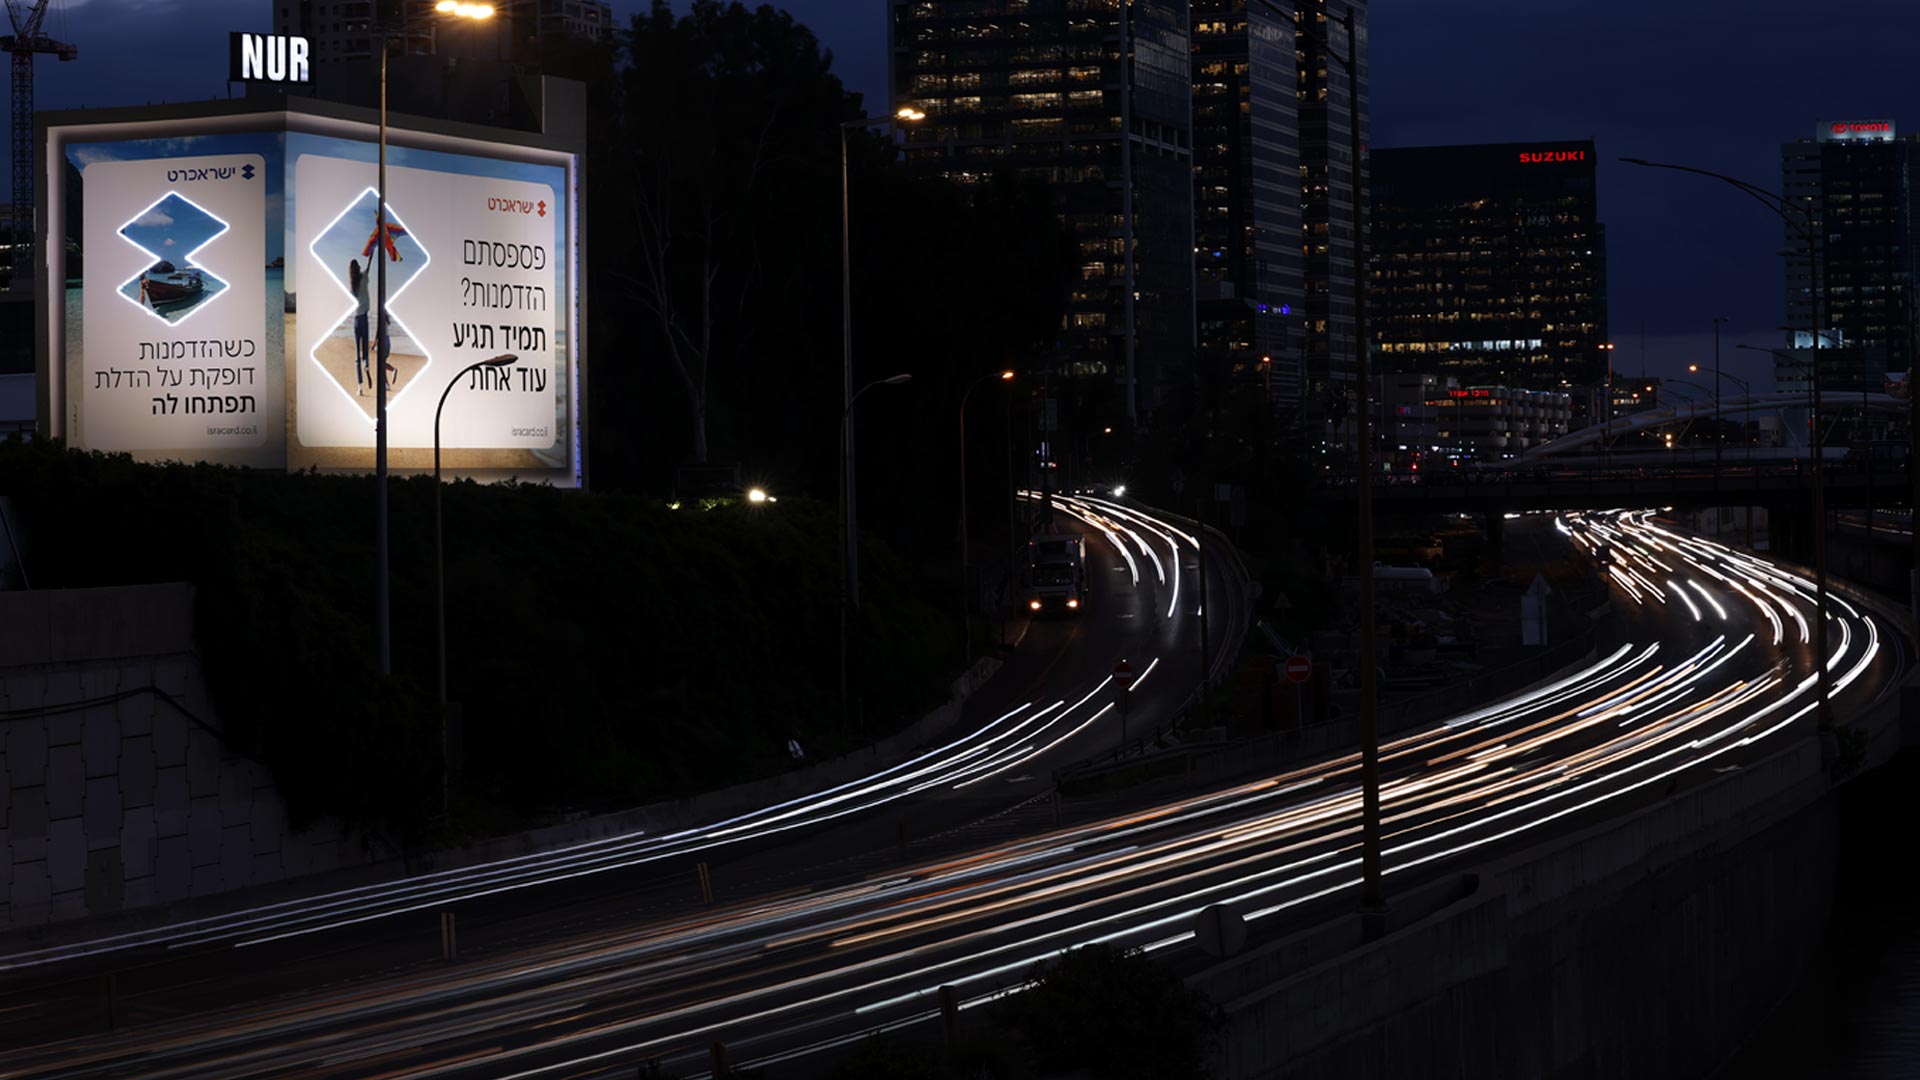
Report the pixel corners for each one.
[1518,149,1586,164]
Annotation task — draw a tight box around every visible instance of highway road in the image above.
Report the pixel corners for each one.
[0,494,1244,1054]
[0,509,1904,1079]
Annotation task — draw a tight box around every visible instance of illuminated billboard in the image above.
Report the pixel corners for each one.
[41,102,583,485]
[77,150,274,457]
[1822,119,1896,143]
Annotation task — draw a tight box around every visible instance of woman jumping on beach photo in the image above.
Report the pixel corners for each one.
[348,257,371,395]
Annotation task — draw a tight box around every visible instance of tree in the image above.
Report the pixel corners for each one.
[617,0,857,467]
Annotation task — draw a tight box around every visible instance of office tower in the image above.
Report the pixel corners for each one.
[1781,119,1920,393]
[1369,139,1609,388]
[1295,0,1367,411]
[1192,1,1301,406]
[890,0,1195,424]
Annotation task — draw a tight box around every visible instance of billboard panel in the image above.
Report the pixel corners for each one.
[287,134,569,470]
[47,107,581,485]
[64,134,285,466]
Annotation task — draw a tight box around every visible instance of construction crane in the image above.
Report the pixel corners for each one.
[1,0,75,287]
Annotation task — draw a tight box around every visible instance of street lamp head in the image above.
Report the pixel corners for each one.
[437,1,495,17]
[747,487,769,504]
[882,373,913,385]
[896,107,926,122]
[999,370,1016,381]
[1619,157,1650,166]
[484,353,517,367]
[1688,363,1700,373]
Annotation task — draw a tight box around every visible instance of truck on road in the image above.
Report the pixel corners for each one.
[1025,533,1087,614]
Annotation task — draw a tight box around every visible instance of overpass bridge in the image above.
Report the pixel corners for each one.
[1518,390,1909,460]
[1310,456,1917,571]
[1312,460,1904,515]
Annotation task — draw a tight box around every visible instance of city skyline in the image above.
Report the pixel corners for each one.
[13,0,1920,385]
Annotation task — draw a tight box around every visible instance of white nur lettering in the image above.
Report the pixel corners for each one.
[240,34,309,83]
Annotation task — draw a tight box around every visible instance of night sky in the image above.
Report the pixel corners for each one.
[20,0,1920,385]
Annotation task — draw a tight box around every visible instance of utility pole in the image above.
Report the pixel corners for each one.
[1253,0,1381,923]
[1619,155,1833,730]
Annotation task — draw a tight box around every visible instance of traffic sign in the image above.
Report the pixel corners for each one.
[1284,655,1313,684]
[1113,659,1135,687]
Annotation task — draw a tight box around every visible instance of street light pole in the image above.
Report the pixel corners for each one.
[1619,156,1832,729]
[839,107,925,624]
[1601,342,1616,464]
[1713,316,1727,476]
[376,35,390,677]
[959,370,1015,668]
[840,373,914,730]
[373,0,493,679]
[434,352,516,817]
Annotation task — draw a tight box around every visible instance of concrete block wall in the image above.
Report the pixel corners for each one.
[0,585,364,931]
[0,584,1006,933]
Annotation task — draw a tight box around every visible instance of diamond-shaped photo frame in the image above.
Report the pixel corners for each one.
[306,187,433,421]
[116,191,230,326]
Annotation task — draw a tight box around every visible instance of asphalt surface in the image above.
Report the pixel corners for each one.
[0,508,1904,1079]
[0,493,1246,1067]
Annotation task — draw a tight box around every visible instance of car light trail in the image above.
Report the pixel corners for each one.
[3,508,1904,1080]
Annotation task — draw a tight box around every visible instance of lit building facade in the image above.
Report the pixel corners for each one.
[1377,372,1438,469]
[1781,119,1919,392]
[890,0,1196,423]
[1296,0,1368,409]
[1425,382,1572,459]
[1192,1,1301,405]
[1369,139,1608,389]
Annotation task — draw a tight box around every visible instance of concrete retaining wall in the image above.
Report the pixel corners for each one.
[0,585,360,930]
[0,583,1002,934]
[1197,735,1842,1080]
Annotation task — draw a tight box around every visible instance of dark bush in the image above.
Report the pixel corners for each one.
[0,441,956,840]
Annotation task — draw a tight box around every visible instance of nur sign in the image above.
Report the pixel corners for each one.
[230,32,311,84]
